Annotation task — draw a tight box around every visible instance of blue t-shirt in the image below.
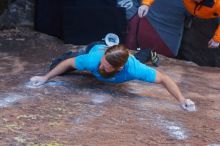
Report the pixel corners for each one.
[75,45,156,83]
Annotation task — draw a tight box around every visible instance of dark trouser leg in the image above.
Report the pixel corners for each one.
[134,49,160,66]
[49,41,105,71]
[134,48,151,63]
[49,51,80,71]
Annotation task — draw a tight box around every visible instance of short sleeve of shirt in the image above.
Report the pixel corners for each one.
[75,44,106,72]
[128,57,156,83]
[135,63,156,83]
[75,54,93,71]
[75,52,103,71]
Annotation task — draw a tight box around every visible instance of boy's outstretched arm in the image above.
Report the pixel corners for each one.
[30,58,75,86]
[155,70,196,111]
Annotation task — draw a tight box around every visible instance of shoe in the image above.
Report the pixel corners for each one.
[134,49,151,63]
[151,51,160,67]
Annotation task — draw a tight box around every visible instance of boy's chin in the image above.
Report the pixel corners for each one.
[98,69,116,78]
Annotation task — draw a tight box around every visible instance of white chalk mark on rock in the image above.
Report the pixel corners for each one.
[25,81,68,89]
[0,94,25,107]
[91,94,112,104]
[25,81,45,88]
[155,115,188,140]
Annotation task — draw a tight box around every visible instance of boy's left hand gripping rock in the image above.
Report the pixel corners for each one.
[181,99,196,112]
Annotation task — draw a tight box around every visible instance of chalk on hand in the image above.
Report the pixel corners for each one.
[181,99,196,112]
[25,81,44,88]
[30,76,46,86]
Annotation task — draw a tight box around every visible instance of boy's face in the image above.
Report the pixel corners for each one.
[98,56,123,78]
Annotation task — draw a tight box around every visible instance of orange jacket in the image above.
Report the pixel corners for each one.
[141,0,154,6]
[142,0,220,42]
[183,0,220,42]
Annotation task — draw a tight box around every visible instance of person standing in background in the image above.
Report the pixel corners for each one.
[122,0,220,65]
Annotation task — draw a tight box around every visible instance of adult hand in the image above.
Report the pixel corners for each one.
[181,99,196,112]
[208,39,220,48]
[30,76,48,86]
[138,5,149,18]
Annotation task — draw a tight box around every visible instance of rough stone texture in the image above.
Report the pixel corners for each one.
[178,17,220,67]
[0,0,34,29]
[0,28,220,145]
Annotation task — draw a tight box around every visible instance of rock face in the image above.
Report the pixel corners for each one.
[0,28,220,145]
[0,0,34,28]
[178,17,220,67]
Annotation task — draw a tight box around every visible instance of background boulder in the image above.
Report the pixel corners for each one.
[0,0,220,67]
[0,0,34,29]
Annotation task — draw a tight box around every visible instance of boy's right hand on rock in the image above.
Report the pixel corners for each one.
[30,76,47,86]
